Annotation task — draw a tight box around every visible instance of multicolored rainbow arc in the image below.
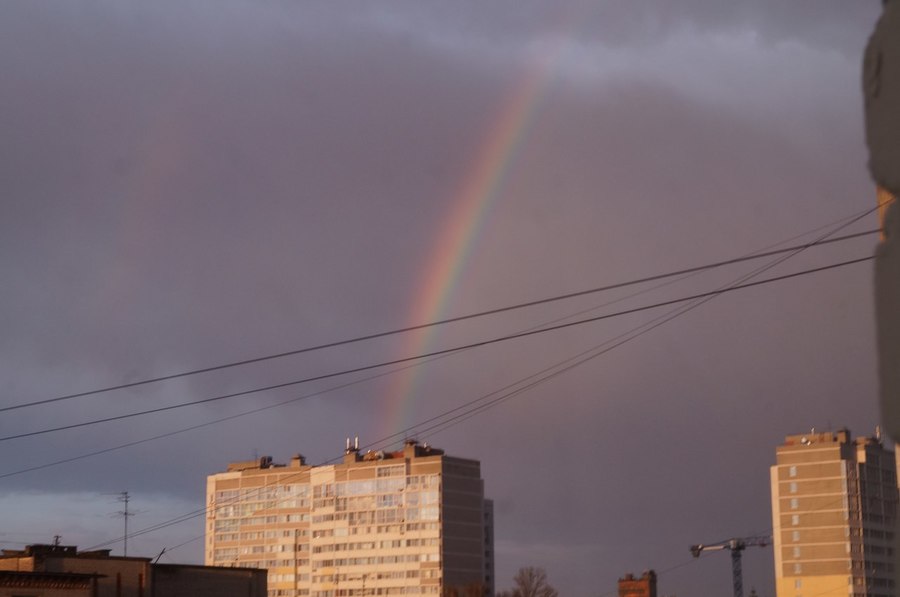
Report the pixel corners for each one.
[378,27,578,443]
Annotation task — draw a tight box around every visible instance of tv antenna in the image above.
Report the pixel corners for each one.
[105,491,138,557]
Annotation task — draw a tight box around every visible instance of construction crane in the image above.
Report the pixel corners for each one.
[689,536,769,597]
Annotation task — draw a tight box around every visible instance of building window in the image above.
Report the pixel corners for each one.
[793,547,801,558]
[792,514,800,526]
[791,498,799,510]
[794,563,802,574]
[789,466,797,477]
[795,579,802,589]
[793,531,800,542]
[790,482,798,493]
[377,465,405,477]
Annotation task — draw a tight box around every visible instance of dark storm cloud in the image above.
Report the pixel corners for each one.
[0,1,884,595]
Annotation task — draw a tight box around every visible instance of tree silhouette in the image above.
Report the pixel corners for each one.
[497,566,559,597]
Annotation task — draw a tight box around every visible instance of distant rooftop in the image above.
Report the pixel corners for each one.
[780,427,886,448]
[225,438,445,472]
[0,544,140,561]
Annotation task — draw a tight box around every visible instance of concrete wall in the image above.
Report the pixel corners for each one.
[46,557,149,597]
[151,564,266,597]
[0,570,97,597]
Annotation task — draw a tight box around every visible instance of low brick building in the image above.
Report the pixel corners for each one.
[618,570,657,597]
[0,570,100,597]
[0,544,265,597]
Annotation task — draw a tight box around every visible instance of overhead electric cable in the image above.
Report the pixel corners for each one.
[80,205,883,552]
[358,268,758,454]
[83,246,873,551]
[0,254,874,444]
[400,242,829,444]
[3,220,855,478]
[431,209,878,597]
[0,357,433,479]
[1,216,877,477]
[1,228,877,415]
[7,212,844,478]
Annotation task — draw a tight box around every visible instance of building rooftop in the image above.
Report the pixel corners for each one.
[223,438,447,472]
[0,544,148,562]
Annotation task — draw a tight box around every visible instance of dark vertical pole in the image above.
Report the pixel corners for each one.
[731,548,743,597]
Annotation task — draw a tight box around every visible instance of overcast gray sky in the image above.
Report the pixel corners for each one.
[0,1,886,595]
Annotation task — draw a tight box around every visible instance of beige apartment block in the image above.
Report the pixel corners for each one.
[206,440,493,597]
[770,429,898,597]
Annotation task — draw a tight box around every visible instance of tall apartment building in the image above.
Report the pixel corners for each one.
[770,428,898,597]
[206,439,493,597]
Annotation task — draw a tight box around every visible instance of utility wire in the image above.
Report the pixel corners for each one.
[1,228,877,415]
[89,237,872,549]
[3,222,861,477]
[404,225,850,444]
[0,216,877,475]
[0,254,874,444]
[312,206,884,482]
[84,209,875,552]
[399,199,880,591]
[0,357,433,479]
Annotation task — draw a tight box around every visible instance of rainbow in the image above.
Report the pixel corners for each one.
[378,31,575,443]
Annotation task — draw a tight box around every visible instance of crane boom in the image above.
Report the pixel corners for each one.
[689,536,769,597]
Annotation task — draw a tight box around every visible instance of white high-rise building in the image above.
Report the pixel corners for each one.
[206,440,493,597]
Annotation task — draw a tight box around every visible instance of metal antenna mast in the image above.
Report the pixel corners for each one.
[115,491,135,557]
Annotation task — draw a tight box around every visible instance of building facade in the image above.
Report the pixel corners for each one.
[770,429,898,597]
[617,570,656,597]
[0,570,99,597]
[206,440,493,597]
[0,543,266,597]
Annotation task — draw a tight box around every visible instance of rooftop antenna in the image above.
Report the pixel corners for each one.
[52,535,61,547]
[153,547,167,564]
[109,491,136,557]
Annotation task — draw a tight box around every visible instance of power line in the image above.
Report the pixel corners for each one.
[86,237,883,592]
[0,358,431,479]
[4,206,880,476]
[399,218,848,445]
[0,254,874,444]
[84,239,872,551]
[2,227,864,478]
[0,228,877,416]
[80,206,884,552]
[0,219,877,475]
